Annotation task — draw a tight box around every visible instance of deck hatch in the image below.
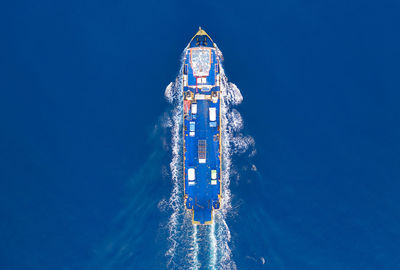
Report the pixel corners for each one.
[198,140,207,163]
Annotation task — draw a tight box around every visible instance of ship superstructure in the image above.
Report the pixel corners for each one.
[183,28,221,225]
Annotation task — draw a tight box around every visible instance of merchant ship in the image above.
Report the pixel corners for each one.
[183,28,221,225]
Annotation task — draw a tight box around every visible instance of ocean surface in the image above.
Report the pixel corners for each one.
[1,0,400,269]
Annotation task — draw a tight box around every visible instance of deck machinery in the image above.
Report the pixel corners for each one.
[183,28,222,225]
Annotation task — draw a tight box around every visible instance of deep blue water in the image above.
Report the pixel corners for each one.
[1,0,400,269]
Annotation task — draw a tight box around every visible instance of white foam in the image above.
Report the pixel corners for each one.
[165,74,184,267]
[191,225,200,270]
[209,223,217,270]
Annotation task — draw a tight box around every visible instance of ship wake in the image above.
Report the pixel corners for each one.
[163,47,254,269]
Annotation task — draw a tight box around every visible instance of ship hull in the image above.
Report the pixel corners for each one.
[183,29,221,225]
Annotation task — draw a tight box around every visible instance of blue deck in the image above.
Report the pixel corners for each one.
[183,29,221,224]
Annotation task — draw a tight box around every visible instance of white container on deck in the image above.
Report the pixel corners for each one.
[189,121,195,137]
[209,107,216,122]
[211,170,217,180]
[191,103,197,114]
[188,168,195,181]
